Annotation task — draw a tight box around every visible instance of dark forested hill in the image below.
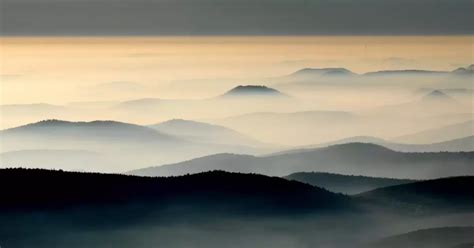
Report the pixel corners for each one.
[356,176,474,214]
[366,227,474,248]
[1,169,473,248]
[0,168,349,214]
[285,172,417,194]
[0,168,356,247]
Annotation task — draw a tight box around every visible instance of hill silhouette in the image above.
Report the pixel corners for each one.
[426,89,448,97]
[395,120,474,144]
[1,169,473,248]
[221,85,285,97]
[363,69,447,77]
[290,68,355,78]
[0,168,358,248]
[275,135,474,154]
[422,90,454,101]
[1,119,178,142]
[214,110,356,145]
[366,227,474,248]
[130,143,474,179]
[416,88,474,96]
[285,172,416,194]
[356,176,474,214]
[452,65,474,76]
[0,168,350,214]
[148,119,266,147]
[450,243,474,248]
[0,119,270,172]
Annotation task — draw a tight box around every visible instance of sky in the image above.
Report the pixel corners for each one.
[0,0,472,158]
[1,36,472,105]
[0,0,472,129]
[1,0,473,36]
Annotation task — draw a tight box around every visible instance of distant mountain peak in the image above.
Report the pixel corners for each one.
[364,69,447,77]
[222,85,285,97]
[2,119,179,142]
[319,142,395,153]
[422,90,453,101]
[292,67,355,77]
[452,64,474,75]
[10,119,130,129]
[119,98,164,106]
[151,118,227,131]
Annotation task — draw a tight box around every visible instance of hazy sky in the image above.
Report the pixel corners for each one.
[1,36,472,105]
[1,0,473,36]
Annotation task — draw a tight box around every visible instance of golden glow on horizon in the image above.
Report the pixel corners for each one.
[1,36,473,104]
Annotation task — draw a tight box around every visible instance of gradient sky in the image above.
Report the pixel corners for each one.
[1,36,472,105]
[1,0,473,36]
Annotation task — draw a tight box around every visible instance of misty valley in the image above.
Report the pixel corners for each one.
[0,37,473,248]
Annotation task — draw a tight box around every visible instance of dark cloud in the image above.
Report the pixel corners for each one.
[0,0,472,36]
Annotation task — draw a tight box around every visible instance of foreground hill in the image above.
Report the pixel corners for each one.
[130,143,474,179]
[0,168,358,248]
[0,168,349,213]
[1,169,472,248]
[366,227,474,248]
[285,172,416,194]
[356,176,474,214]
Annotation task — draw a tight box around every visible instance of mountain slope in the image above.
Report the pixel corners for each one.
[0,120,266,172]
[394,120,474,144]
[0,168,350,213]
[451,64,474,76]
[276,135,474,154]
[148,119,266,147]
[422,90,455,102]
[285,172,417,194]
[356,177,474,214]
[130,143,474,179]
[221,85,285,97]
[363,69,447,77]
[1,169,472,248]
[0,168,357,248]
[290,68,356,78]
[366,227,474,248]
[413,135,474,152]
[214,110,356,145]
[1,119,178,142]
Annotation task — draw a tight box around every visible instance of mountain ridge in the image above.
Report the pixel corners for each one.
[285,172,417,194]
[129,142,474,179]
